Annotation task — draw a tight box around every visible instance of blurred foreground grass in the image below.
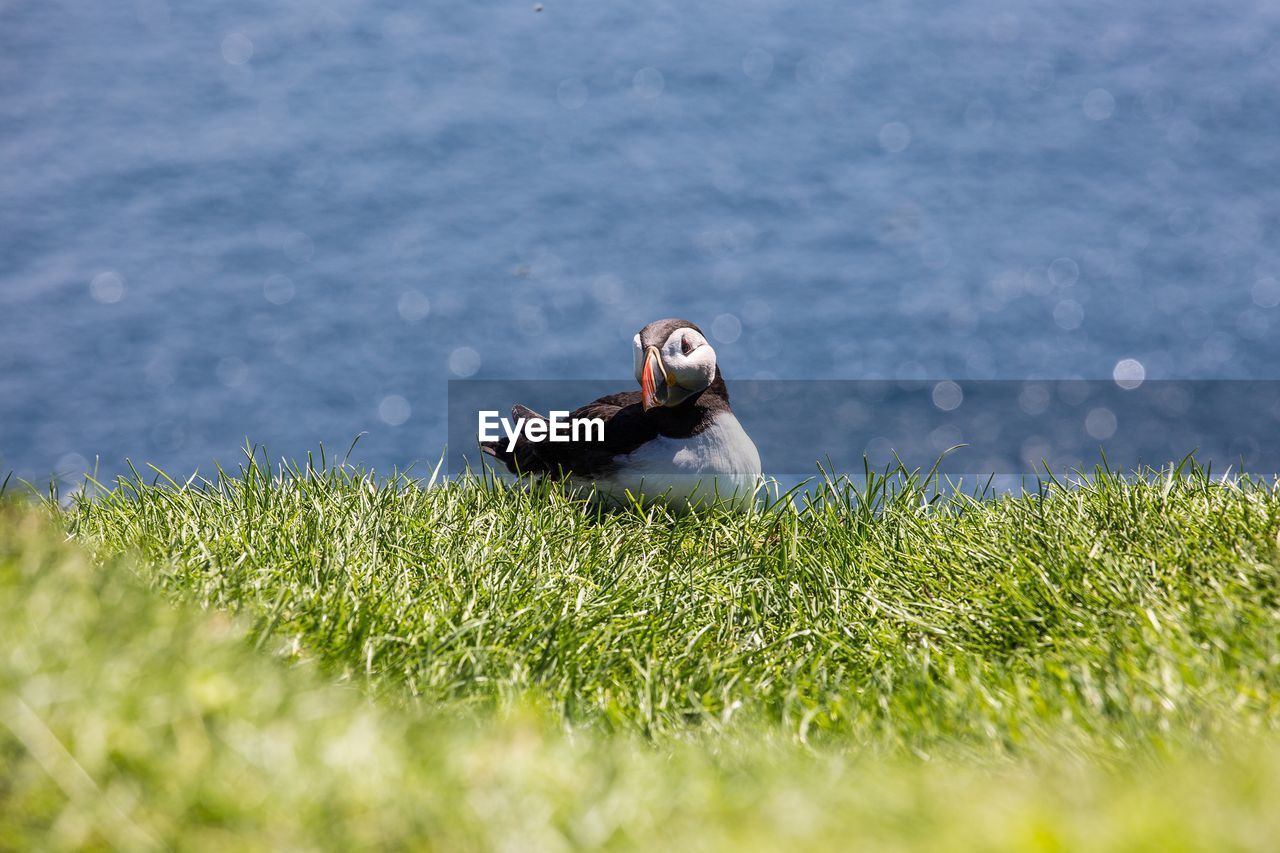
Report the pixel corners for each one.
[3,456,1280,848]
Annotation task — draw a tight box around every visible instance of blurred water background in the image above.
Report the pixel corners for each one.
[3,0,1280,485]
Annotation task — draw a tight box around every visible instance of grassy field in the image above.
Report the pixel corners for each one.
[4,454,1280,849]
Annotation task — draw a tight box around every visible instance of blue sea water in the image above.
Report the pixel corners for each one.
[3,0,1280,485]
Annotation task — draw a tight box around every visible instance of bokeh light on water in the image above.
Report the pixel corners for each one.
[3,0,1280,484]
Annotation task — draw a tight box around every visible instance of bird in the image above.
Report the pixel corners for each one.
[479,318,762,510]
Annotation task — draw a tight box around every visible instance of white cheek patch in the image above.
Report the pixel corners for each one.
[669,340,716,391]
[632,334,644,383]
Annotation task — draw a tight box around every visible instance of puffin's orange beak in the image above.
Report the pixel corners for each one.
[641,346,668,411]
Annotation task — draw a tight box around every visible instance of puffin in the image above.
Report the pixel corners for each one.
[480,318,763,510]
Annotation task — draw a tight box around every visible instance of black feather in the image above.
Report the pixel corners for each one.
[480,369,729,480]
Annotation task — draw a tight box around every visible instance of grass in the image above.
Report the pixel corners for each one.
[4,451,1280,848]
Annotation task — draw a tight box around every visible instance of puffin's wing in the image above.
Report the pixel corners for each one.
[534,391,659,479]
[479,404,550,474]
[479,391,658,480]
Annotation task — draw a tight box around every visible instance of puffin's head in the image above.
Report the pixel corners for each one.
[632,318,717,411]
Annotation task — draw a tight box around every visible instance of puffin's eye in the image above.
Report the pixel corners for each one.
[681,335,695,355]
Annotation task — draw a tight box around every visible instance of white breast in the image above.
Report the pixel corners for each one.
[578,412,763,511]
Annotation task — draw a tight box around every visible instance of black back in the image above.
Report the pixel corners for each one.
[481,370,731,479]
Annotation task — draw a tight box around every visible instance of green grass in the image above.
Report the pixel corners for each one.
[4,453,1280,848]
